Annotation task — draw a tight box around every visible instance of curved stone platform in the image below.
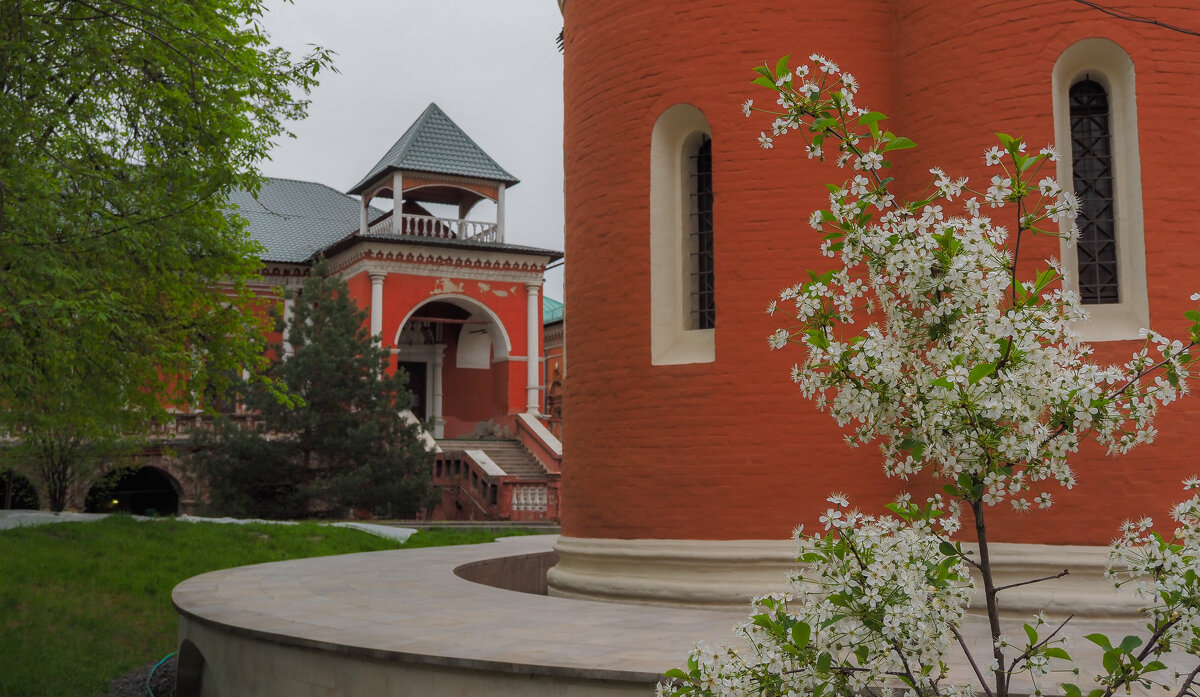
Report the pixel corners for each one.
[171,535,743,696]
[173,535,1197,697]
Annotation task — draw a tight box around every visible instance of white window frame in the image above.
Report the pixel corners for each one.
[1053,38,1149,342]
[650,104,715,365]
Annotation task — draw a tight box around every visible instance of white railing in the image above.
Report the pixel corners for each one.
[511,485,548,512]
[368,213,500,243]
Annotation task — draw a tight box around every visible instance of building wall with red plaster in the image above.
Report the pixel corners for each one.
[560,1,1200,544]
[339,267,543,428]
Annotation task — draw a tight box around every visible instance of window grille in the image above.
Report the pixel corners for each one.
[688,136,715,329]
[1069,79,1119,304]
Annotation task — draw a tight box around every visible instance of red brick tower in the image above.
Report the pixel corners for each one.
[550,1,1200,608]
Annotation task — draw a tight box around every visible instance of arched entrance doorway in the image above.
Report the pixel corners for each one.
[1,470,39,510]
[85,467,181,516]
[395,296,512,438]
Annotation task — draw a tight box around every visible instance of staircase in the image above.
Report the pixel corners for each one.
[437,439,547,480]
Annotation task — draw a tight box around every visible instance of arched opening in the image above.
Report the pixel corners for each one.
[85,466,181,516]
[1,470,40,510]
[395,295,513,438]
[174,639,206,697]
[650,103,715,365]
[1052,37,1147,341]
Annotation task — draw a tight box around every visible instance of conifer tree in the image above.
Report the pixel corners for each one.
[196,265,439,519]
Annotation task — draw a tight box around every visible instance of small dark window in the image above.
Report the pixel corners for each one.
[1070,79,1119,304]
[689,136,715,329]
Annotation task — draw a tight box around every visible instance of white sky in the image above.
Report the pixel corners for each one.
[259,0,566,300]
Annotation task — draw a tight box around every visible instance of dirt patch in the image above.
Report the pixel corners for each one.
[107,655,176,697]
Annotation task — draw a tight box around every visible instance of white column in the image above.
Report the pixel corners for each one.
[392,171,404,232]
[369,272,386,346]
[282,293,296,357]
[496,184,506,243]
[458,201,472,239]
[432,345,446,438]
[525,283,540,414]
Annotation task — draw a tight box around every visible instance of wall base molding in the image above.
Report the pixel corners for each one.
[547,536,1143,617]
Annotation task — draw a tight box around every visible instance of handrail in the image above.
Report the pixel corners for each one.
[515,413,562,473]
[367,212,500,243]
[435,449,502,517]
[453,482,492,518]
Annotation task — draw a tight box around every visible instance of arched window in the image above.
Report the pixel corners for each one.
[1053,38,1148,341]
[650,104,715,364]
[1069,79,1118,305]
[689,136,716,330]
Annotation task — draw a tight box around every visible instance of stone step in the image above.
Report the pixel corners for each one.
[437,440,548,480]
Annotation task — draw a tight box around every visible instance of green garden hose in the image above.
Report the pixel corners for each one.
[146,651,176,697]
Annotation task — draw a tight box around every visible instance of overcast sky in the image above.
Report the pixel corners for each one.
[260,1,566,300]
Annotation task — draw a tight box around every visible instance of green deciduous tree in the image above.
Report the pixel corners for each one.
[194,266,439,520]
[0,0,333,504]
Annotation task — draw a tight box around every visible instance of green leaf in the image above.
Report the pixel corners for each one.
[1044,647,1072,660]
[816,652,832,672]
[939,541,957,557]
[812,117,838,132]
[1024,623,1039,645]
[1061,683,1082,697]
[663,668,691,681]
[753,75,776,90]
[806,329,831,349]
[1118,635,1143,653]
[791,622,811,649]
[775,54,791,80]
[882,136,916,151]
[1085,633,1113,650]
[969,363,996,385]
[1102,649,1121,674]
[858,111,887,139]
[858,111,888,126]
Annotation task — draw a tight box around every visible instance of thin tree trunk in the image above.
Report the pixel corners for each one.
[973,499,1007,697]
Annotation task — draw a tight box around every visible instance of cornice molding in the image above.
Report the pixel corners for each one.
[259,262,311,290]
[327,242,549,284]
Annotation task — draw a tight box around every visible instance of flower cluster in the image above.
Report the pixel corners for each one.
[661,496,973,697]
[666,52,1200,697]
[752,55,1200,511]
[1105,480,1200,659]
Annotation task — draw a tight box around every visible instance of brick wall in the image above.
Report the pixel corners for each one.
[560,0,1200,544]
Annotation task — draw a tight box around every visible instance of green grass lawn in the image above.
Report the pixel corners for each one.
[0,516,544,697]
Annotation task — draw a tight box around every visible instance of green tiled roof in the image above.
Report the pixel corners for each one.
[543,296,564,324]
[226,178,384,263]
[348,103,519,195]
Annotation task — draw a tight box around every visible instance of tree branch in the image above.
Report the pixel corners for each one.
[952,626,996,697]
[994,569,1069,594]
[1008,614,1074,672]
[1173,662,1200,697]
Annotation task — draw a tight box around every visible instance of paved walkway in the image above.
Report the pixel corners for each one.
[0,510,417,542]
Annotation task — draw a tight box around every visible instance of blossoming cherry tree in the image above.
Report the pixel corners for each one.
[662,54,1200,697]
